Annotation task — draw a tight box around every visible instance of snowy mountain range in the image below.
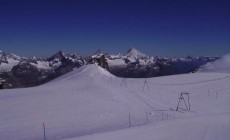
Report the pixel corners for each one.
[0,50,85,73]
[0,48,219,88]
[100,48,219,77]
[0,50,85,88]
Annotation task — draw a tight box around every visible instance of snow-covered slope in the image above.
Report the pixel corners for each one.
[48,64,115,83]
[0,64,230,140]
[0,50,21,72]
[198,53,230,73]
[67,113,230,140]
[0,65,153,140]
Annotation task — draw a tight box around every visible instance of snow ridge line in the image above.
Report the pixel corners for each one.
[127,75,230,86]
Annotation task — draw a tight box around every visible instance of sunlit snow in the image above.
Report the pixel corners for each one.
[0,56,230,140]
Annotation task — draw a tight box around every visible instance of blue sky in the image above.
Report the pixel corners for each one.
[0,0,229,57]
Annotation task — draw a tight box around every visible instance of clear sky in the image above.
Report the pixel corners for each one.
[0,0,229,57]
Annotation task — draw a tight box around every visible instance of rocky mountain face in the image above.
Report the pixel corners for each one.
[0,50,85,88]
[0,49,219,88]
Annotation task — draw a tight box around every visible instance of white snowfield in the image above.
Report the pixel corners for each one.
[0,62,230,140]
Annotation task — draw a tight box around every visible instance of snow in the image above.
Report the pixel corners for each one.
[66,114,230,140]
[107,51,151,66]
[198,53,230,73]
[0,78,5,83]
[0,51,22,72]
[50,58,62,68]
[30,60,51,70]
[48,64,115,84]
[138,59,149,65]
[9,53,21,60]
[107,59,126,67]
[0,58,20,72]
[0,64,230,140]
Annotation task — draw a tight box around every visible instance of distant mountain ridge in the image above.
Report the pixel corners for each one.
[0,48,219,88]
[93,48,219,78]
[0,50,85,88]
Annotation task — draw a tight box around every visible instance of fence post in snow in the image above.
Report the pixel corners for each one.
[129,113,131,127]
[188,93,191,111]
[145,112,149,124]
[43,122,46,140]
[161,112,164,120]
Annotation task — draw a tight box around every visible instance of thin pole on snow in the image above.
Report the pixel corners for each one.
[188,93,190,110]
[43,122,46,140]
[176,94,182,111]
[145,112,149,124]
[129,113,131,127]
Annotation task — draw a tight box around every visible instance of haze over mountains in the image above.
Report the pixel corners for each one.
[0,48,219,88]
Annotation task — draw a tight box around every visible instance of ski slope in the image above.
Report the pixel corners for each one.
[66,114,230,140]
[0,64,230,140]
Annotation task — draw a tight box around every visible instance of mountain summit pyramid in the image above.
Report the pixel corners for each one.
[126,48,147,58]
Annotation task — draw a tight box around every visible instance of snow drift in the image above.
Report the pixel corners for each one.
[198,53,230,73]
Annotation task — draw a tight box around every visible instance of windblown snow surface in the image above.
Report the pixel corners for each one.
[0,63,230,140]
[198,53,230,73]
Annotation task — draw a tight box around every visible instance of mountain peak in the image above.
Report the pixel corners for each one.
[186,55,193,60]
[8,53,21,60]
[48,50,65,61]
[126,48,147,58]
[92,49,103,56]
[91,49,104,58]
[55,50,64,56]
